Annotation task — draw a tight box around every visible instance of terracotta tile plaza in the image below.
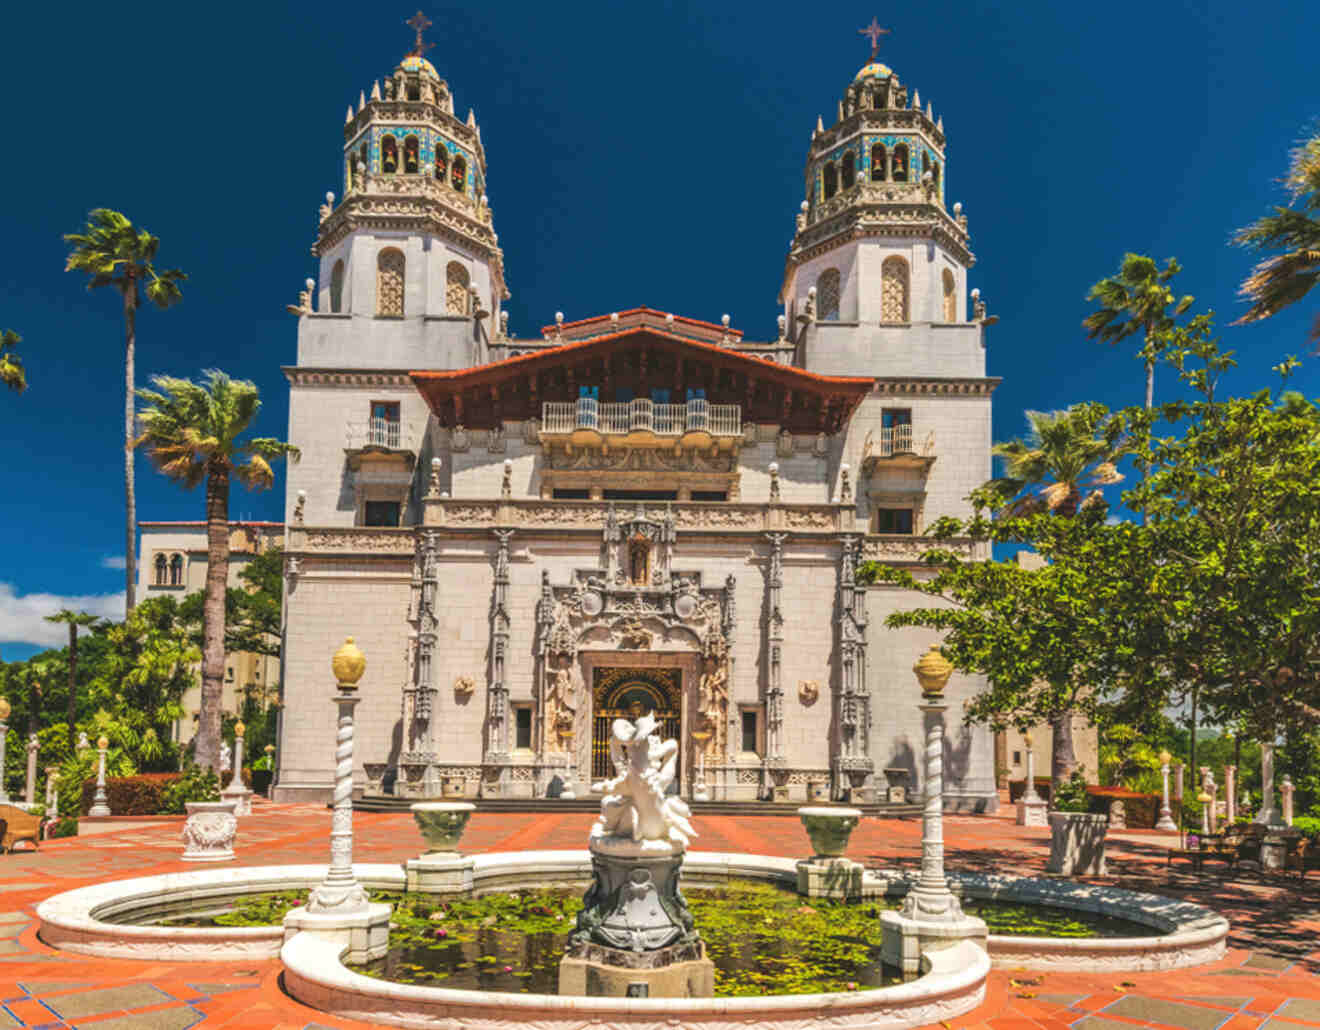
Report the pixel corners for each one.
[4,802,1320,1029]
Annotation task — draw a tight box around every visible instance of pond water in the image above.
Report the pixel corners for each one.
[146,881,1156,996]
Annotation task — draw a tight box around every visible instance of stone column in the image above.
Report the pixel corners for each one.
[764,533,787,774]
[89,735,111,817]
[287,638,390,964]
[1206,773,1218,833]
[1156,750,1177,831]
[1256,741,1283,827]
[881,647,987,975]
[0,698,10,805]
[45,766,59,819]
[1224,765,1237,824]
[221,722,253,816]
[1174,762,1184,803]
[1281,775,1295,826]
[24,733,38,806]
[485,531,514,769]
[1199,790,1211,835]
[1015,732,1047,827]
[833,536,873,802]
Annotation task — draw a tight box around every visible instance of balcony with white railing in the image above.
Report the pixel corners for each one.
[861,424,936,472]
[540,398,741,446]
[345,417,407,452]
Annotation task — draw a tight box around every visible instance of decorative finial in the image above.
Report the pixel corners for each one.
[953,201,962,215]
[235,721,246,738]
[858,17,890,61]
[913,645,953,697]
[721,313,730,327]
[332,637,367,687]
[305,277,316,291]
[0,698,9,721]
[97,734,109,750]
[405,10,434,57]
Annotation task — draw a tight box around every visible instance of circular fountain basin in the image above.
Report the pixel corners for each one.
[36,851,1227,1030]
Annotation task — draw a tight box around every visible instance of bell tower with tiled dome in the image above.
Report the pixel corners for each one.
[297,11,509,373]
[782,22,986,381]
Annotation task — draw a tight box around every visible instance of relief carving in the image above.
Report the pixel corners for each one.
[799,679,820,705]
[453,675,476,697]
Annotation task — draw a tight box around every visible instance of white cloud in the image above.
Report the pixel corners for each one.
[0,583,125,649]
[100,555,127,570]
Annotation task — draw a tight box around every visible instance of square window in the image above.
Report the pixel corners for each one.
[690,490,727,502]
[881,408,912,428]
[1012,750,1022,766]
[741,710,758,754]
[874,508,914,534]
[364,500,401,526]
[515,707,533,750]
[371,401,400,422]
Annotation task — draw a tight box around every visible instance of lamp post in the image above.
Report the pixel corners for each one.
[222,721,253,816]
[285,638,391,963]
[881,645,986,975]
[1016,730,1047,827]
[0,698,10,805]
[89,735,111,817]
[1197,790,1212,836]
[1156,749,1177,831]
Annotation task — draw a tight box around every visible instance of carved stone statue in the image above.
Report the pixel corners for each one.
[219,741,232,774]
[544,661,578,752]
[592,714,695,848]
[799,679,820,705]
[697,659,729,759]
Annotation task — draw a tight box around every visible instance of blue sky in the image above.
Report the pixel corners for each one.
[0,0,1316,658]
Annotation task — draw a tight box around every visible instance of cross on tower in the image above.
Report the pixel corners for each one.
[406,10,434,56]
[858,17,890,61]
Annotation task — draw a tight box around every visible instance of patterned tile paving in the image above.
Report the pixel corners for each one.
[1,799,1319,1028]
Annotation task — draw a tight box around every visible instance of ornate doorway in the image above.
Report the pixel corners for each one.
[591,667,682,781]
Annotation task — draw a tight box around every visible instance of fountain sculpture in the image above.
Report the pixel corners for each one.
[559,713,713,997]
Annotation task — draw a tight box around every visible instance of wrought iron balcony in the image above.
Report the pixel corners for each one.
[345,417,406,451]
[861,424,936,472]
[541,398,741,441]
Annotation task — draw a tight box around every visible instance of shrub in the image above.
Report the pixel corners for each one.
[49,817,78,838]
[1053,771,1091,813]
[159,764,220,814]
[1292,815,1320,841]
[79,773,179,816]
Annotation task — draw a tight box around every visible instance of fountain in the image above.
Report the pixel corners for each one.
[559,713,713,997]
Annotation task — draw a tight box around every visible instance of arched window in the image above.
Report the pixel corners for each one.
[931,161,941,190]
[816,268,841,321]
[434,146,448,181]
[874,89,887,110]
[942,268,957,322]
[891,143,909,182]
[403,135,420,174]
[841,152,856,189]
[446,261,471,315]
[381,135,398,174]
[822,163,838,200]
[922,151,930,180]
[451,155,467,193]
[881,256,910,322]
[169,553,184,587]
[377,248,405,318]
[406,82,420,101]
[330,260,345,314]
[870,143,886,181]
[355,143,367,187]
[154,554,168,586]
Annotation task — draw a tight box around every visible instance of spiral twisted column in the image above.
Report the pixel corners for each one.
[901,698,963,920]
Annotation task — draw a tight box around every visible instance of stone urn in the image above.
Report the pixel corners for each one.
[181,800,238,862]
[798,805,863,857]
[1046,811,1108,876]
[410,801,476,854]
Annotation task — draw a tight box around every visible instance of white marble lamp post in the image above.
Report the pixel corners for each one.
[1015,730,1047,827]
[1256,741,1284,827]
[881,646,987,975]
[1224,765,1237,824]
[89,735,112,817]
[1281,775,1295,826]
[24,733,38,807]
[1156,750,1178,831]
[0,698,10,804]
[221,721,253,816]
[45,766,59,819]
[284,638,390,964]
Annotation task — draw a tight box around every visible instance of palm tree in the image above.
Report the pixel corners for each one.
[1233,130,1320,345]
[44,610,99,745]
[1083,254,1193,411]
[982,406,1125,519]
[64,210,187,613]
[980,405,1126,786]
[133,371,298,774]
[1,329,24,393]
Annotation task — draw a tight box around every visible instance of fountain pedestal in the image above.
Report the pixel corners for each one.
[559,832,713,998]
[405,802,475,894]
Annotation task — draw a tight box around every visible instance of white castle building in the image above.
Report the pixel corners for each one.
[270,27,1001,811]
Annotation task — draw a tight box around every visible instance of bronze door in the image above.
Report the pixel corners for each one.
[591,667,682,781]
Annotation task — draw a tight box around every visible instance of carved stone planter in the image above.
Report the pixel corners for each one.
[181,801,238,862]
[411,801,475,854]
[1046,812,1108,876]
[406,802,476,893]
[798,805,863,857]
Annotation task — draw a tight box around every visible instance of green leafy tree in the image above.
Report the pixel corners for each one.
[1233,130,1320,344]
[0,329,25,393]
[1084,254,1193,410]
[44,610,99,742]
[134,371,297,773]
[64,209,187,612]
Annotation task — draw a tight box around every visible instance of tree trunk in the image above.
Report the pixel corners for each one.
[123,286,138,613]
[1144,358,1154,411]
[1050,712,1078,791]
[195,466,231,774]
[66,623,77,745]
[1188,687,1198,793]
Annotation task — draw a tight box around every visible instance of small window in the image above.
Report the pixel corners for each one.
[870,143,886,181]
[377,248,406,318]
[169,553,184,586]
[364,500,401,527]
[690,491,728,502]
[381,135,398,174]
[822,163,838,200]
[434,147,448,180]
[451,155,467,193]
[225,666,235,683]
[650,388,671,404]
[553,488,590,499]
[1012,750,1022,766]
[514,706,533,750]
[892,143,909,182]
[841,152,856,189]
[154,553,168,586]
[881,408,912,427]
[874,508,914,534]
[741,710,759,754]
[406,83,420,101]
[603,489,678,501]
[330,260,345,313]
[403,135,420,173]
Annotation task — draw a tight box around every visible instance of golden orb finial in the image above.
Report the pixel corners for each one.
[1159,749,1172,766]
[97,735,109,750]
[332,636,367,686]
[234,721,246,738]
[912,645,953,696]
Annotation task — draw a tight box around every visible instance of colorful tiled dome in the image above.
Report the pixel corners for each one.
[855,61,893,81]
[400,54,438,76]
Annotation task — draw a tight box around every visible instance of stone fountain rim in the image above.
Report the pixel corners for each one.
[798,805,865,819]
[409,801,477,813]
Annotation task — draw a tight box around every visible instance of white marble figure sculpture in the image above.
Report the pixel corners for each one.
[592,714,696,848]
[219,741,232,775]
